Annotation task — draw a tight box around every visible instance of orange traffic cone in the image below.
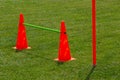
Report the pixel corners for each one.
[13,14,31,50]
[54,21,75,62]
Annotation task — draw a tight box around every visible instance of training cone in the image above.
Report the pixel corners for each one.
[13,14,31,50]
[54,21,75,62]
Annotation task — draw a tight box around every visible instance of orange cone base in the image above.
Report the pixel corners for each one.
[12,46,31,50]
[54,57,76,62]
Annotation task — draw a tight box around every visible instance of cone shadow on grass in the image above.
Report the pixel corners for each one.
[56,61,64,65]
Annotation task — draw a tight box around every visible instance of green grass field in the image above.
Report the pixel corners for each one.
[0,0,120,80]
